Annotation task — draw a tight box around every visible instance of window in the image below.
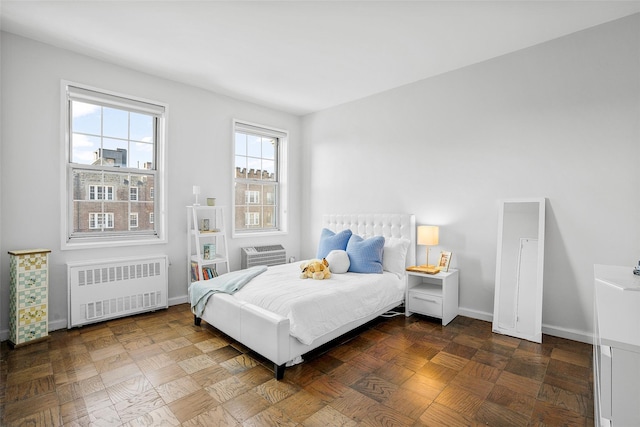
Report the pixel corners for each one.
[233,120,288,235]
[245,212,260,226]
[149,212,154,224]
[245,191,260,204]
[63,83,166,248]
[89,185,114,201]
[129,213,138,228]
[89,213,114,229]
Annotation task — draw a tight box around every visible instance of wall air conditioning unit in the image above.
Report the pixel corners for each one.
[241,245,286,269]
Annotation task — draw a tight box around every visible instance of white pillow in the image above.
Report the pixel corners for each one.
[383,237,410,278]
[325,250,350,274]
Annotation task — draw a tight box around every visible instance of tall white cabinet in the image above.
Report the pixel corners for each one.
[593,265,640,426]
[8,249,51,347]
[187,206,229,284]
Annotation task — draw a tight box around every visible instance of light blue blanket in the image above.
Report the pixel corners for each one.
[190,265,267,317]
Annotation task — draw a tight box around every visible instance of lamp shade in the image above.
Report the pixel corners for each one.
[417,225,439,246]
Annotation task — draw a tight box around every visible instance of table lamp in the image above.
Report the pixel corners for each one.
[418,225,439,268]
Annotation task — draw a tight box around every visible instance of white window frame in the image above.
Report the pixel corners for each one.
[89,212,114,229]
[245,190,260,204]
[245,212,260,226]
[89,185,114,201]
[129,213,138,228]
[232,119,288,237]
[130,187,138,201]
[60,81,168,249]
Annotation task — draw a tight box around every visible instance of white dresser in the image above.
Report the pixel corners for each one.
[593,265,640,426]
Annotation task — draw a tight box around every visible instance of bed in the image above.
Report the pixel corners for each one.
[191,213,416,379]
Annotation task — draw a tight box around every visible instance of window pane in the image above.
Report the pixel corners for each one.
[72,101,101,135]
[131,142,154,170]
[244,206,262,229]
[103,107,128,139]
[235,133,246,156]
[71,134,101,165]
[263,183,277,205]
[130,112,153,142]
[99,141,128,167]
[263,205,276,228]
[247,157,261,175]
[247,135,261,157]
[262,138,275,160]
[235,156,247,178]
[262,159,275,181]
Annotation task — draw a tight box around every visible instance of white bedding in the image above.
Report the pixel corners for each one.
[233,262,404,345]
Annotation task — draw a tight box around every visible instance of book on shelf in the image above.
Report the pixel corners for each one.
[190,261,200,282]
[202,266,218,279]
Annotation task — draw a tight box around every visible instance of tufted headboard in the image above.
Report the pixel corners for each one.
[322,213,416,268]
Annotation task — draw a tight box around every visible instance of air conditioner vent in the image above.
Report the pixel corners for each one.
[241,245,286,269]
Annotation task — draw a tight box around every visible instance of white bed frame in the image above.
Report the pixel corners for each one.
[195,213,416,379]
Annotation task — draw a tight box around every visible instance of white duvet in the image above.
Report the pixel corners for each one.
[233,262,404,345]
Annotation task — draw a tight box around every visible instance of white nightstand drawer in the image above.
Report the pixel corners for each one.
[408,291,442,318]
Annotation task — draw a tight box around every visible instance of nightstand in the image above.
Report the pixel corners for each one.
[405,269,459,325]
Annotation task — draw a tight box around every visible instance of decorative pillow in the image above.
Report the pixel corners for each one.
[316,228,352,259]
[383,237,411,278]
[346,235,385,274]
[326,250,350,274]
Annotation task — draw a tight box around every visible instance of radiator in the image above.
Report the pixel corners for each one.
[241,245,286,268]
[67,255,168,328]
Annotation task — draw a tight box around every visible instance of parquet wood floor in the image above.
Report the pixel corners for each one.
[0,304,594,426]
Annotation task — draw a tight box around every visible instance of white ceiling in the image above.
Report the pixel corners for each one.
[2,1,640,115]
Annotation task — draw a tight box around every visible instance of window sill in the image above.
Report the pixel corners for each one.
[232,230,288,239]
[62,235,167,250]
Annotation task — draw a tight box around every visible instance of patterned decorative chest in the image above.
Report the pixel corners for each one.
[8,249,51,347]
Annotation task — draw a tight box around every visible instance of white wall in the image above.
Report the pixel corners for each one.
[0,33,302,336]
[301,14,640,342]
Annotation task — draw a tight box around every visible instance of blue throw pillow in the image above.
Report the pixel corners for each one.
[317,228,352,259]
[346,235,385,274]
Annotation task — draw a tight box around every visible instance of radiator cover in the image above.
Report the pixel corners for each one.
[67,255,168,328]
[241,245,286,269]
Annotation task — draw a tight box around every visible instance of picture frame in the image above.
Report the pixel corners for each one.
[203,243,216,260]
[438,251,452,272]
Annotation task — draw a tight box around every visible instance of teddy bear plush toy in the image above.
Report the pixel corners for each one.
[300,258,332,280]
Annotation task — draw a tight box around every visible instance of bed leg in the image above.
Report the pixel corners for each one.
[275,363,285,380]
[194,315,202,326]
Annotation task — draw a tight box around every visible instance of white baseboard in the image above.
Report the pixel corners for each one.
[541,324,593,345]
[169,295,188,306]
[49,318,67,332]
[458,306,593,345]
[0,301,593,346]
[458,306,493,322]
[0,297,189,342]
